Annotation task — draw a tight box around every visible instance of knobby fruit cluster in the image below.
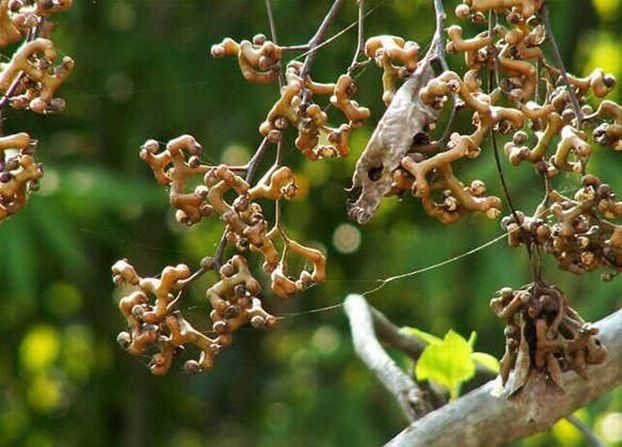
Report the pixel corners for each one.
[0,0,73,221]
[113,0,617,392]
[491,282,606,393]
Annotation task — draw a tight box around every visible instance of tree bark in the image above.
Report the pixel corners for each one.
[384,308,622,447]
[344,294,433,421]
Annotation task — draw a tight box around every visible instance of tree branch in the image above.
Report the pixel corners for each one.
[430,0,449,71]
[541,4,584,124]
[344,294,434,421]
[300,0,345,79]
[349,0,366,70]
[369,304,450,409]
[370,306,426,359]
[565,415,605,447]
[384,308,622,447]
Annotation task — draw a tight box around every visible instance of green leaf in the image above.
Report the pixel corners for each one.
[401,326,443,345]
[415,330,476,400]
[470,352,500,373]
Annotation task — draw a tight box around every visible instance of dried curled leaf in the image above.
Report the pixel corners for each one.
[348,58,439,224]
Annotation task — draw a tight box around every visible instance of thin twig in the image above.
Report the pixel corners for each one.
[177,266,207,290]
[264,0,285,86]
[212,234,228,267]
[490,130,540,281]
[264,0,278,46]
[344,294,434,421]
[281,44,311,52]
[431,0,457,145]
[349,0,366,69]
[486,11,539,282]
[430,0,449,70]
[565,415,605,447]
[245,137,272,183]
[535,58,541,103]
[300,0,346,79]
[293,0,389,63]
[541,4,584,124]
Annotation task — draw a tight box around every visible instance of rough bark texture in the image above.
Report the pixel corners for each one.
[385,308,622,447]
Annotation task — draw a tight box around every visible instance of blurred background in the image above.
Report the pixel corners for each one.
[0,0,621,445]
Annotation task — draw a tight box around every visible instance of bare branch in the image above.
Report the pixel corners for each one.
[344,294,433,422]
[385,308,622,447]
[541,4,584,123]
[370,306,425,359]
[565,415,605,447]
[300,0,346,79]
[349,0,366,69]
[264,0,279,45]
[430,0,449,71]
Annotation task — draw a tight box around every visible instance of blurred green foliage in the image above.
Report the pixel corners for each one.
[0,0,621,446]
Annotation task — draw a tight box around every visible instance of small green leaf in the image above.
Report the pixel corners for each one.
[470,352,500,373]
[401,327,443,345]
[415,330,475,399]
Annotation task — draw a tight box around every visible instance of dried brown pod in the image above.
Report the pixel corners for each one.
[491,282,606,393]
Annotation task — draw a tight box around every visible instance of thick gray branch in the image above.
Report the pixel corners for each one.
[370,306,426,359]
[344,294,433,421]
[385,308,622,447]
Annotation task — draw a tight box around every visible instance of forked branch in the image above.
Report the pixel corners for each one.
[344,294,434,421]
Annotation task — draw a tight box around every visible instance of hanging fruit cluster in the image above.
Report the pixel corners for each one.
[491,282,606,393]
[0,0,73,221]
[115,0,618,387]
